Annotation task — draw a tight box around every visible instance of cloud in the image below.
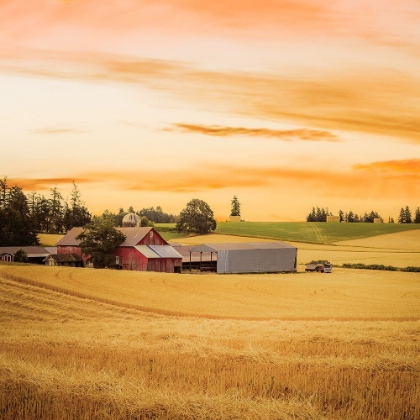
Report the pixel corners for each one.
[71,162,420,199]
[7,177,94,191]
[2,0,418,50]
[170,123,339,142]
[1,49,420,143]
[32,127,84,135]
[353,159,420,173]
[8,160,420,203]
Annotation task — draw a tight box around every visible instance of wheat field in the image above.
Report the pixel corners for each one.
[1,261,419,419]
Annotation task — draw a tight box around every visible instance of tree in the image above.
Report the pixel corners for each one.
[76,219,126,268]
[230,195,241,217]
[398,206,412,223]
[14,249,28,263]
[306,207,316,222]
[0,178,39,246]
[414,207,420,223]
[63,182,91,231]
[176,199,217,234]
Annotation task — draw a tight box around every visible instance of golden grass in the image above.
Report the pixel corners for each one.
[1,264,419,320]
[335,229,420,251]
[0,268,419,419]
[169,233,275,246]
[37,233,64,246]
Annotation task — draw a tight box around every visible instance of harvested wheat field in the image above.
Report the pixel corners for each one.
[335,229,420,251]
[1,264,419,420]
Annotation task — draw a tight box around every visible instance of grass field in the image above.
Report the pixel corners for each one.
[214,221,420,244]
[37,233,65,246]
[0,263,419,419]
[38,222,420,246]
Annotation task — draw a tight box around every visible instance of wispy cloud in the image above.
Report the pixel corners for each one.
[353,159,420,173]
[1,48,419,143]
[7,178,94,191]
[10,160,420,204]
[69,162,420,199]
[170,123,339,142]
[2,0,418,51]
[32,126,84,135]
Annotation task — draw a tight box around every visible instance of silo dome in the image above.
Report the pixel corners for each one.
[122,212,140,227]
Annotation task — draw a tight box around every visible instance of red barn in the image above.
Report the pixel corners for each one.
[56,227,182,273]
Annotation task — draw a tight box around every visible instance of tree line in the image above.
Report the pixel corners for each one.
[94,205,178,227]
[0,178,91,246]
[0,177,185,247]
[307,206,420,223]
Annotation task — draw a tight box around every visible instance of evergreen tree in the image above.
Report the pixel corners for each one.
[405,206,412,223]
[414,207,420,223]
[398,206,412,223]
[230,195,241,217]
[63,182,91,231]
[0,178,38,246]
[306,207,316,222]
[48,186,64,233]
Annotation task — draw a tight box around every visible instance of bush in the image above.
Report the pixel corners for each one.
[13,249,28,263]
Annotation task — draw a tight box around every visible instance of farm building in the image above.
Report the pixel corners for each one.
[122,212,141,227]
[186,242,297,274]
[0,246,53,264]
[171,243,218,271]
[44,253,84,267]
[56,227,182,273]
[326,216,340,223]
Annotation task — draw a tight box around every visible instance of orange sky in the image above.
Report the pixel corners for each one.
[1,0,419,221]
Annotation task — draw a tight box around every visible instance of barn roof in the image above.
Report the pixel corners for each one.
[134,245,182,259]
[44,253,83,263]
[171,245,216,263]
[0,246,51,257]
[148,245,182,258]
[56,227,166,247]
[189,242,296,253]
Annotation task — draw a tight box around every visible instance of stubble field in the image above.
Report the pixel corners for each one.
[1,228,419,419]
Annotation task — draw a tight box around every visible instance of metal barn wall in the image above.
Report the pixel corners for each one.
[217,248,297,273]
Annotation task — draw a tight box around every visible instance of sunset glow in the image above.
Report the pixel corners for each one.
[1,0,419,221]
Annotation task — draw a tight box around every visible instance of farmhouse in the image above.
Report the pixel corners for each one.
[56,227,182,273]
[186,242,297,274]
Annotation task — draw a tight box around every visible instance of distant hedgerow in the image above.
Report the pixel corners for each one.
[341,263,420,272]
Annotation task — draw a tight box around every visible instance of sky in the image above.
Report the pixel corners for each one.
[1,0,420,222]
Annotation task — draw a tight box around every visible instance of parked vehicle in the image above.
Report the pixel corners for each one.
[305,262,332,273]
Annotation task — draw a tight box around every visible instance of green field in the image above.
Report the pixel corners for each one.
[38,222,420,247]
[213,222,420,244]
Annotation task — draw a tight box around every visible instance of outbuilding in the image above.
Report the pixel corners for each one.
[0,246,52,264]
[188,242,297,274]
